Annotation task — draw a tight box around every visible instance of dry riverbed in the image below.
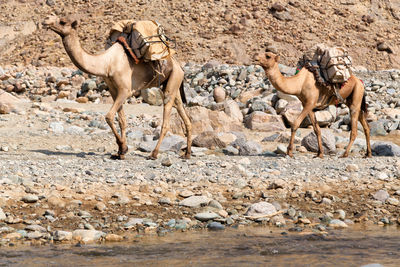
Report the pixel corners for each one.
[0,102,400,247]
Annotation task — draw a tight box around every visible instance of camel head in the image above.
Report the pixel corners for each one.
[257,52,280,71]
[42,15,79,37]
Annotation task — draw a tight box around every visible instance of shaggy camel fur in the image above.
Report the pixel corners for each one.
[258,51,372,158]
[43,15,192,160]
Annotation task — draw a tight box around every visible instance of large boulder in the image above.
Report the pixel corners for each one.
[224,100,243,122]
[280,101,310,128]
[315,110,335,127]
[192,131,235,148]
[244,111,286,131]
[276,91,299,102]
[369,120,388,136]
[141,87,163,106]
[238,88,263,104]
[231,138,263,156]
[275,98,288,114]
[138,134,185,153]
[372,141,400,156]
[170,106,243,136]
[301,130,336,154]
[249,99,276,114]
[0,89,24,114]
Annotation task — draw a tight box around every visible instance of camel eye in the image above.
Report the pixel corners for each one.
[60,20,66,25]
[266,55,271,59]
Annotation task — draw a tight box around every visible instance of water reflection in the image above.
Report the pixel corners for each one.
[1,226,399,267]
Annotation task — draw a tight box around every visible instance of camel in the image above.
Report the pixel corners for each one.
[42,15,192,160]
[257,51,372,158]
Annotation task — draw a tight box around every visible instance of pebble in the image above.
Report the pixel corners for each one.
[53,230,73,241]
[245,202,277,217]
[194,212,220,222]
[336,209,346,220]
[72,230,105,244]
[105,233,124,242]
[179,196,210,208]
[95,202,106,211]
[373,190,390,203]
[328,219,348,228]
[387,197,399,206]
[0,208,6,220]
[21,195,39,203]
[207,222,225,230]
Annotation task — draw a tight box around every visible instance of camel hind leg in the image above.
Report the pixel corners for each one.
[174,95,192,159]
[309,110,324,158]
[149,58,184,159]
[358,110,372,157]
[341,107,360,158]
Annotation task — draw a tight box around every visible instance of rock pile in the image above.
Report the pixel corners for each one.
[1,62,400,156]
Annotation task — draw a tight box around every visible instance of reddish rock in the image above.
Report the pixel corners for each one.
[244,111,286,131]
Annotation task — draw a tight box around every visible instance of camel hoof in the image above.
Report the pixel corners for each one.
[364,153,372,158]
[340,153,349,158]
[118,145,129,156]
[110,154,124,160]
[147,153,158,160]
[181,153,191,159]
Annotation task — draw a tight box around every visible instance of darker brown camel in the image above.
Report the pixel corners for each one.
[258,51,372,158]
[43,15,192,160]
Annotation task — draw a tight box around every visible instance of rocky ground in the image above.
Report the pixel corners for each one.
[1,0,400,248]
[0,101,399,246]
[1,60,400,246]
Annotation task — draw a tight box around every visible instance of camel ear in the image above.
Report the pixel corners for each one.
[275,55,280,62]
[71,20,79,29]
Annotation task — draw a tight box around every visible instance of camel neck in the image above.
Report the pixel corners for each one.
[266,64,301,95]
[62,32,108,77]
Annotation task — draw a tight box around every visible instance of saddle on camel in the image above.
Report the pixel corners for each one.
[106,20,176,63]
[297,44,353,104]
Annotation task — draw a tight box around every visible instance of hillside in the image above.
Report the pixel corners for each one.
[0,0,399,70]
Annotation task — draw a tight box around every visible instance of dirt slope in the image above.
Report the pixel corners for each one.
[0,0,399,69]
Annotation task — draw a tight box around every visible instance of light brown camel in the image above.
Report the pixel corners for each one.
[42,15,192,160]
[258,51,372,158]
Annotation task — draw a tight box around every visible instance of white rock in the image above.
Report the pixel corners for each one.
[72,229,105,243]
[245,202,277,217]
[179,196,211,208]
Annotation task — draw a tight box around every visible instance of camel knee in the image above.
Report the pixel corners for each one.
[105,113,114,125]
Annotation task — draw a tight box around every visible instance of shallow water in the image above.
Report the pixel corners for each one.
[1,226,399,267]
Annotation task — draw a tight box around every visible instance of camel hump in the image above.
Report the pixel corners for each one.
[107,20,175,62]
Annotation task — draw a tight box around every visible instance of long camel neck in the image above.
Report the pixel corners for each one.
[266,64,301,95]
[62,31,109,77]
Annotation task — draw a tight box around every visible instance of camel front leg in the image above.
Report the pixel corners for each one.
[287,105,314,157]
[308,110,324,158]
[105,92,128,160]
[149,60,184,160]
[358,111,372,158]
[174,95,192,159]
[341,108,360,158]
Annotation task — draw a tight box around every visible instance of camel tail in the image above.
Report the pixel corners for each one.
[180,82,187,105]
